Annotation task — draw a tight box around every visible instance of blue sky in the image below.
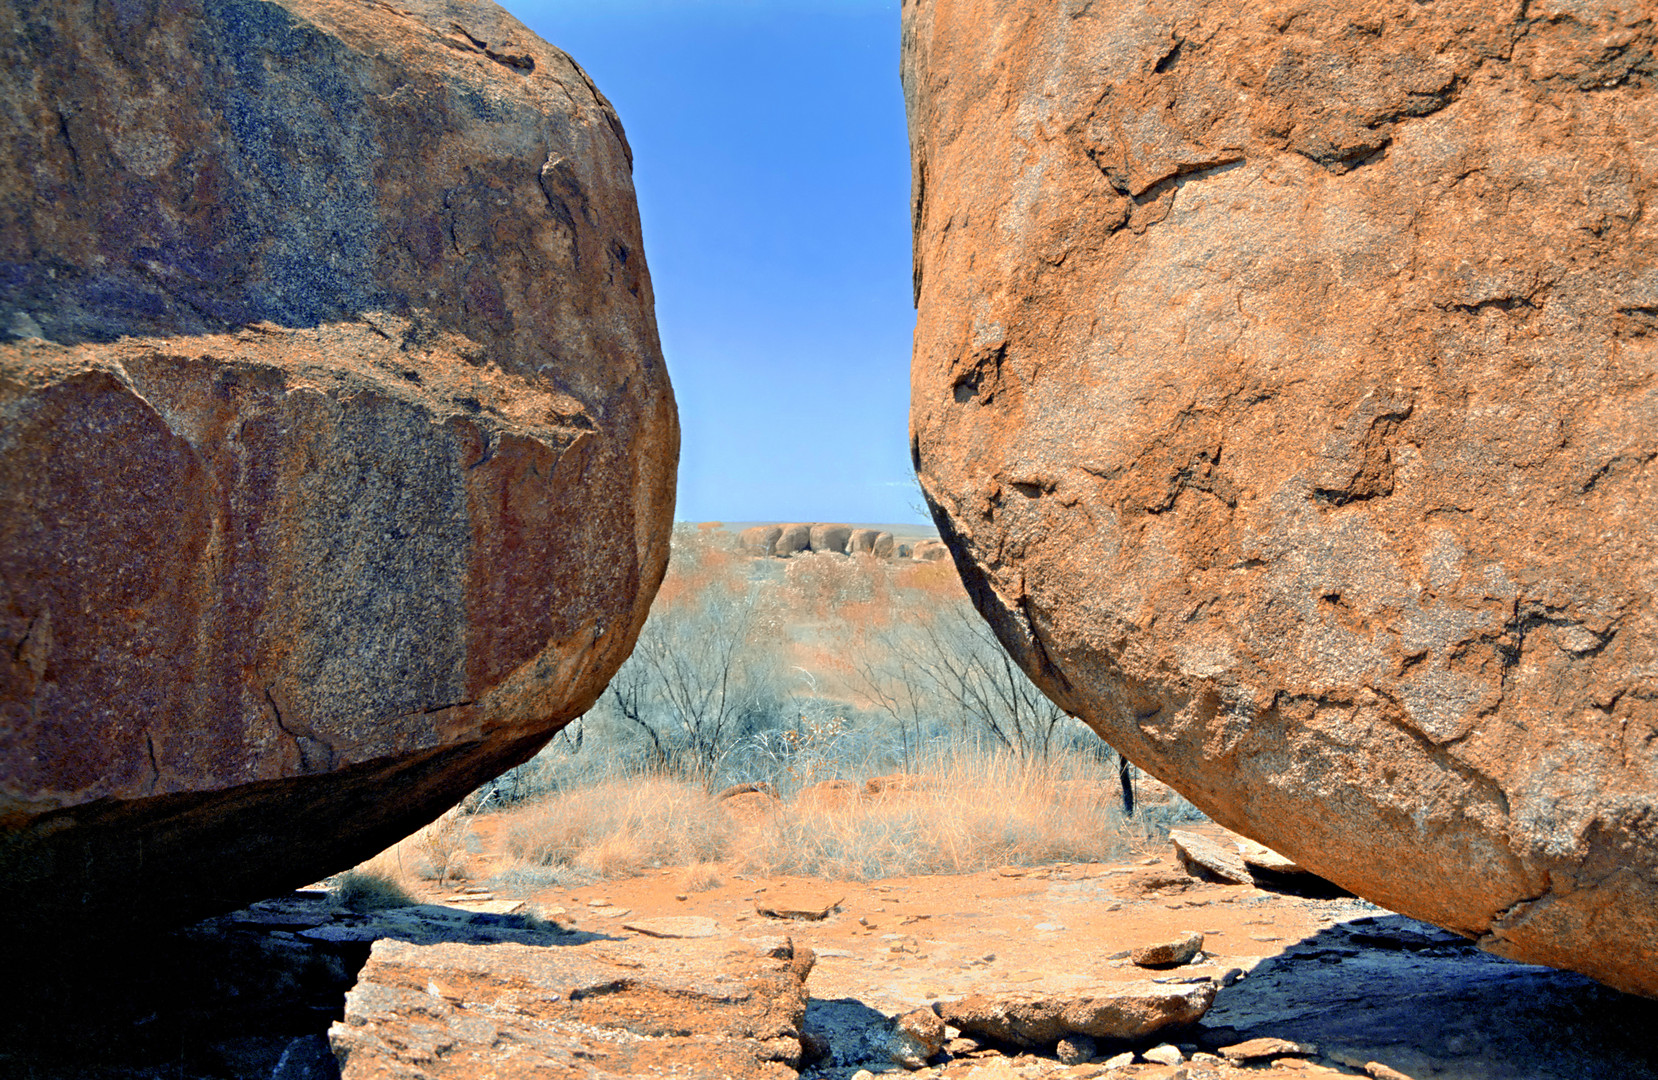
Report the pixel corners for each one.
[500,0,923,525]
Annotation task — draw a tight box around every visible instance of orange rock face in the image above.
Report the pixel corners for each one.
[0,0,676,932]
[904,0,1658,994]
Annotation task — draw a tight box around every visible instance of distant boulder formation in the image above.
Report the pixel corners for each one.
[736,523,918,560]
[809,523,854,554]
[0,0,676,934]
[775,523,813,557]
[910,539,949,563]
[737,524,783,557]
[905,0,1658,995]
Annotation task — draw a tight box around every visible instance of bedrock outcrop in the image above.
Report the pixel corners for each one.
[903,0,1657,994]
[0,0,676,932]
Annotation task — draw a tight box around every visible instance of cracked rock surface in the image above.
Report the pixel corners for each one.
[0,0,676,935]
[902,0,1657,995]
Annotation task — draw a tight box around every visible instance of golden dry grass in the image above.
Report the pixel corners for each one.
[500,773,735,878]
[484,748,1130,886]
[738,749,1128,880]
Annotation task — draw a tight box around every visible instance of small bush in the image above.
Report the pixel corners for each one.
[332,868,415,912]
[410,813,474,885]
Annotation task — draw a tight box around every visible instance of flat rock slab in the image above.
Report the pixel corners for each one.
[624,915,724,938]
[935,979,1216,1047]
[1170,831,1252,886]
[1220,1037,1320,1063]
[1234,838,1306,876]
[331,935,816,1080]
[758,895,844,921]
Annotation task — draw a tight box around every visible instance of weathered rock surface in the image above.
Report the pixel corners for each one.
[1171,830,1253,886]
[934,980,1216,1047]
[850,527,882,554]
[0,0,676,934]
[911,539,949,562]
[904,0,1658,994]
[810,523,855,554]
[330,934,815,1080]
[776,523,814,557]
[1132,929,1204,968]
[740,524,784,556]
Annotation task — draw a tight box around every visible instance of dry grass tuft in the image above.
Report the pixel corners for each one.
[500,774,734,879]
[331,866,416,911]
[739,748,1129,881]
[679,861,724,892]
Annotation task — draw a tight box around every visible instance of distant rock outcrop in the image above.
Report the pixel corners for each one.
[775,523,813,557]
[905,0,1658,995]
[0,0,676,934]
[910,539,949,562]
[809,523,855,554]
[737,523,921,560]
[739,525,784,557]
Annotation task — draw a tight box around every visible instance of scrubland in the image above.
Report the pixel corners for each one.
[336,523,1204,900]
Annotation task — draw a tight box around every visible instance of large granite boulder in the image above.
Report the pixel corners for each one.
[904,0,1657,995]
[0,0,676,933]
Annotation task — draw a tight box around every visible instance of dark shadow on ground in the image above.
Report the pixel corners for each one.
[1200,915,1658,1080]
[0,890,613,1080]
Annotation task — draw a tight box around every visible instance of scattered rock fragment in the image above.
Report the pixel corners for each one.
[1102,1050,1135,1068]
[623,915,723,939]
[758,895,844,921]
[1219,1037,1319,1063]
[1143,1043,1184,1065]
[1133,931,1205,968]
[935,979,1216,1047]
[888,1007,946,1069]
[1366,1063,1414,1080]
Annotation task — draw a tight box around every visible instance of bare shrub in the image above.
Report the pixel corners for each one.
[409,811,474,886]
[597,525,790,780]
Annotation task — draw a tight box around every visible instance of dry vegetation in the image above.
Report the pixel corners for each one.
[477,746,1135,886]
[332,526,1202,893]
